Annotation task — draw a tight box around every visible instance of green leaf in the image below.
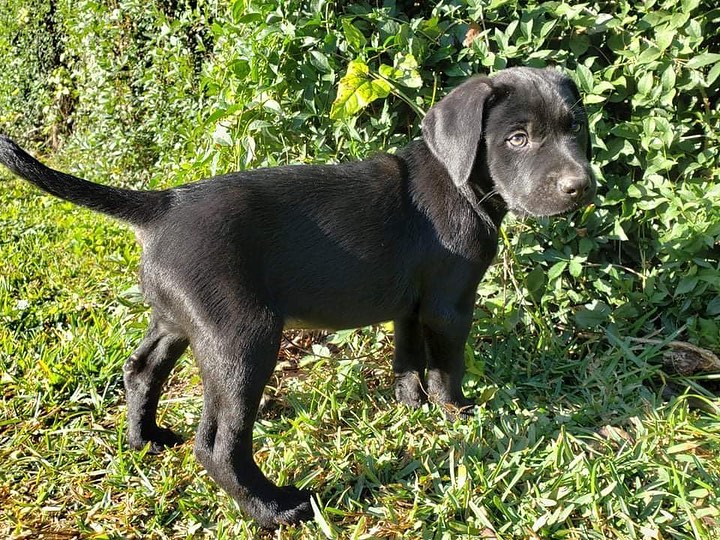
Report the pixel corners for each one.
[540,20,557,39]
[311,496,336,538]
[330,60,392,120]
[575,64,593,92]
[475,385,498,405]
[655,28,675,51]
[233,12,262,25]
[309,50,331,73]
[488,0,513,9]
[420,17,442,39]
[262,99,282,115]
[212,123,233,146]
[627,184,644,199]
[707,62,720,85]
[570,34,590,56]
[395,53,423,88]
[569,258,583,278]
[612,220,629,241]
[637,72,654,95]
[548,261,567,281]
[378,64,402,80]
[526,265,546,293]
[379,53,423,89]
[574,301,612,329]
[676,276,699,296]
[636,46,662,65]
[661,64,676,90]
[686,53,720,70]
[342,18,366,50]
[667,441,701,454]
[707,296,720,316]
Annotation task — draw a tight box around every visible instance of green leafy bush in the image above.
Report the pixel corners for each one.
[0,0,69,144]
[0,0,220,185]
[194,0,720,350]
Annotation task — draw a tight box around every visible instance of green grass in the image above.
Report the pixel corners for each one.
[1,173,719,539]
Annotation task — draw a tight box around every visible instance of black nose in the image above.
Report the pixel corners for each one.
[557,176,590,199]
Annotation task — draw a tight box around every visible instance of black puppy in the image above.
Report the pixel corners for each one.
[0,67,595,527]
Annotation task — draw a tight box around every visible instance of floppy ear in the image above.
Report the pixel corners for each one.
[421,77,494,187]
[561,75,592,161]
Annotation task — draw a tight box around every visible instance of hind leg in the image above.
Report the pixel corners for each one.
[193,312,312,528]
[124,315,188,453]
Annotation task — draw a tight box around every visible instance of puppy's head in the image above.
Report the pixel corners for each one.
[422,67,596,217]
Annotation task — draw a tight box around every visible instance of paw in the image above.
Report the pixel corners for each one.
[275,485,314,525]
[394,372,427,408]
[128,426,184,454]
[254,485,314,529]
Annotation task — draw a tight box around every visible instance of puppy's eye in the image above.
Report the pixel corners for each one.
[570,120,582,133]
[506,132,528,148]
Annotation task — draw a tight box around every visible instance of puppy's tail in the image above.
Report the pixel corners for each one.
[0,135,170,226]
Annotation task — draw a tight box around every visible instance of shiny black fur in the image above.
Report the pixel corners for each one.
[0,67,595,527]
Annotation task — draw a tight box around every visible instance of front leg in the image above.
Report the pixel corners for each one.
[421,300,475,417]
[393,315,428,408]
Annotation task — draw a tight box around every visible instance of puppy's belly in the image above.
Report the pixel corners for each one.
[282,300,406,331]
[283,317,330,330]
[282,315,389,331]
[276,275,415,331]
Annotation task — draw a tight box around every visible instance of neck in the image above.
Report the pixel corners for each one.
[457,181,507,232]
[464,142,508,227]
[398,140,507,258]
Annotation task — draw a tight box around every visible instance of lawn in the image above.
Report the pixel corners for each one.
[1,170,718,539]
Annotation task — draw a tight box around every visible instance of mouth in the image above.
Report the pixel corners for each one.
[509,180,597,218]
[509,196,594,219]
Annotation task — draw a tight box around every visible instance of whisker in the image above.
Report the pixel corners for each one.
[569,97,585,115]
[478,189,499,204]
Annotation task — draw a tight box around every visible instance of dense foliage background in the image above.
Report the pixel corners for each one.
[1,0,719,538]
[2,0,719,347]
